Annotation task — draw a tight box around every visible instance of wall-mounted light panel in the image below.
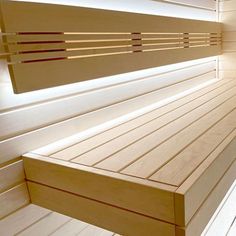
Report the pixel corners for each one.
[0,1,221,93]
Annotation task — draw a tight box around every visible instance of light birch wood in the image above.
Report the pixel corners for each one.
[0,160,25,193]
[120,91,236,177]
[0,183,30,219]
[0,1,221,33]
[219,1,236,80]
[176,160,236,236]
[73,83,236,168]
[9,46,221,93]
[0,72,215,165]
[162,0,216,10]
[27,181,175,236]
[0,66,215,142]
[0,1,221,93]
[22,80,236,235]
[77,225,114,236]
[23,153,176,224]
[17,212,71,236]
[51,78,231,160]
[175,130,236,226]
[50,219,88,236]
[0,204,51,236]
[203,181,236,236]
[220,0,236,12]
[150,109,236,185]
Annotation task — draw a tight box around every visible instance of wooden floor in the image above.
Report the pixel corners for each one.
[22,78,236,235]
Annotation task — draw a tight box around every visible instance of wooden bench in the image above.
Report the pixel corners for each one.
[1,1,228,235]
[23,78,236,236]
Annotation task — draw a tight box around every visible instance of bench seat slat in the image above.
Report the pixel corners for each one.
[23,80,236,235]
[50,79,235,161]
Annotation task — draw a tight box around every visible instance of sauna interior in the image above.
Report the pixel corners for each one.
[0,0,236,235]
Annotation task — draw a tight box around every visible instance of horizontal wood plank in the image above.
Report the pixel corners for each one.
[120,90,236,178]
[0,204,51,236]
[23,153,176,223]
[0,183,30,219]
[0,159,25,193]
[18,212,71,236]
[28,181,175,236]
[176,160,236,236]
[0,73,216,165]
[0,1,221,93]
[51,78,230,161]
[9,45,220,93]
[175,131,236,225]
[150,109,236,186]
[0,1,221,33]
[0,65,215,141]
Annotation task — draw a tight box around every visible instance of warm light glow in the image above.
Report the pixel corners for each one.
[15,0,216,21]
[33,78,218,155]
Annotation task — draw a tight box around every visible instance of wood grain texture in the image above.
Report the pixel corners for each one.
[175,131,236,226]
[0,160,25,193]
[0,1,221,93]
[0,64,215,141]
[9,45,220,93]
[0,71,216,165]
[23,79,236,235]
[23,153,176,224]
[176,160,236,236]
[28,181,175,236]
[219,0,236,79]
[150,109,236,185]
[17,212,71,236]
[51,77,229,161]
[0,204,50,236]
[203,181,236,236]
[0,1,220,33]
[0,183,30,219]
[50,219,88,236]
[158,0,216,10]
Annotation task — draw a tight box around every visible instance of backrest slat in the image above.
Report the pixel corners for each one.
[0,1,222,93]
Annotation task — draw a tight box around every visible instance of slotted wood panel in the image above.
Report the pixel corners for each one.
[0,1,221,93]
[23,79,236,236]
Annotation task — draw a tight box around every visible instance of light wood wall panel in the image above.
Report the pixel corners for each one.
[0,205,50,236]
[0,183,30,220]
[0,160,25,193]
[219,0,236,78]
[0,159,29,220]
[154,0,216,10]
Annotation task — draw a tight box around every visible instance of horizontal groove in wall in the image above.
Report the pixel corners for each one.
[0,159,25,194]
[0,60,216,114]
[0,69,216,142]
[0,78,217,165]
[0,183,30,220]
[152,0,216,11]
